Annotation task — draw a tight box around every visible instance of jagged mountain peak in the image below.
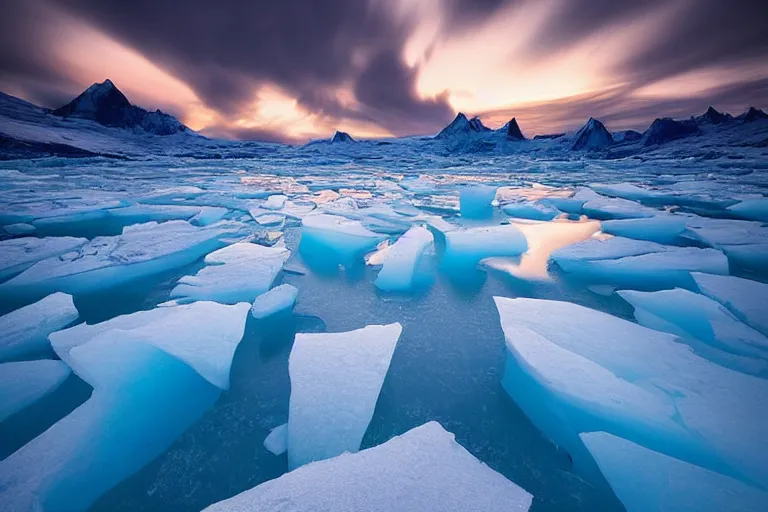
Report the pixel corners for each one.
[51,79,187,136]
[436,112,491,139]
[696,106,732,125]
[330,131,355,143]
[572,117,613,151]
[505,117,525,140]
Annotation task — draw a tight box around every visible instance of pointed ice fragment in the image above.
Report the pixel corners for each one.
[263,423,288,455]
[250,284,298,319]
[374,226,433,292]
[288,323,402,469]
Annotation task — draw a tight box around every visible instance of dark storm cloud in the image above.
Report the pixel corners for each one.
[524,0,768,85]
[199,125,299,145]
[44,0,454,135]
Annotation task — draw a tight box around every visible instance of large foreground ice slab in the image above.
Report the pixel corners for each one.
[0,236,87,281]
[0,360,70,422]
[171,242,290,304]
[205,422,533,512]
[0,292,78,362]
[551,237,728,288]
[459,184,497,219]
[0,302,249,511]
[684,217,768,271]
[374,226,433,292]
[0,221,242,300]
[493,296,768,489]
[288,323,402,469]
[300,214,386,266]
[50,301,249,390]
[693,273,768,337]
[619,288,768,374]
[582,432,768,512]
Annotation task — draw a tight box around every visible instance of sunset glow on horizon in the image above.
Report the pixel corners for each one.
[2,0,766,143]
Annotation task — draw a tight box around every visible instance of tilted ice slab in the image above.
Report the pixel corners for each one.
[263,423,288,455]
[727,197,768,222]
[288,323,402,469]
[601,216,687,244]
[693,273,768,337]
[493,297,768,489]
[250,284,298,319]
[374,226,433,292]
[551,236,728,288]
[0,221,241,299]
[4,222,35,235]
[582,195,658,220]
[582,432,768,512]
[683,217,768,271]
[0,360,70,422]
[0,292,79,362]
[619,288,768,357]
[501,200,561,221]
[171,242,290,304]
[300,214,386,265]
[205,422,533,512]
[0,236,87,281]
[263,194,288,210]
[50,301,250,390]
[459,184,497,219]
[0,302,250,511]
[443,224,528,269]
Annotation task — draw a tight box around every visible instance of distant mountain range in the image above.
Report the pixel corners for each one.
[0,79,766,160]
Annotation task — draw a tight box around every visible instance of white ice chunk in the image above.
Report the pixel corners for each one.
[191,206,228,226]
[374,226,433,292]
[50,301,250,390]
[288,323,402,469]
[250,284,298,319]
[4,223,36,235]
[0,236,87,281]
[582,432,768,512]
[264,194,288,210]
[601,216,687,244]
[0,292,79,362]
[727,198,768,222]
[0,360,70,422]
[171,242,290,304]
[493,296,768,489]
[693,273,768,337]
[443,224,527,269]
[552,237,728,288]
[205,422,533,512]
[619,288,768,358]
[0,221,241,299]
[300,214,386,264]
[263,423,288,455]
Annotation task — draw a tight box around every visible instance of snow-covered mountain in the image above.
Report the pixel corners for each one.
[0,82,766,161]
[571,118,613,151]
[52,80,188,136]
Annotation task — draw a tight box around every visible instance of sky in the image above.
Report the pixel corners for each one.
[1,0,767,143]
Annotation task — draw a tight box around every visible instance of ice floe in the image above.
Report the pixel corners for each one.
[171,242,290,304]
[205,422,533,512]
[0,292,79,362]
[287,323,402,469]
[0,360,70,422]
[374,226,433,292]
[250,284,298,319]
